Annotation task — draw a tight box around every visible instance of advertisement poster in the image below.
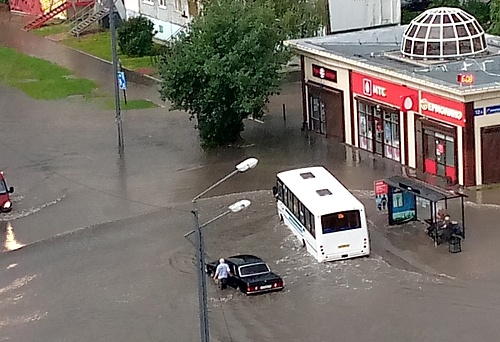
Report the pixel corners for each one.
[374,180,388,211]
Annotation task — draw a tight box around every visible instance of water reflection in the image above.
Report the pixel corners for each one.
[3,221,24,251]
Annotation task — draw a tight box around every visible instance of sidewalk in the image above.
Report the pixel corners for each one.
[0,12,163,104]
[2,11,500,282]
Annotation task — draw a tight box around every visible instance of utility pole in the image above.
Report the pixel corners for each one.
[109,0,124,148]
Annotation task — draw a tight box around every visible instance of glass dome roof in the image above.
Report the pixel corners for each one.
[400,7,487,60]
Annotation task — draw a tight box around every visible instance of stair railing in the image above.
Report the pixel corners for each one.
[68,0,95,35]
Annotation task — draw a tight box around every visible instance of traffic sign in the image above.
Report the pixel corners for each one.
[117,71,127,90]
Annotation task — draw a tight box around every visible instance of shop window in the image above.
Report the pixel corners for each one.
[358,102,373,151]
[383,112,400,162]
[357,102,400,161]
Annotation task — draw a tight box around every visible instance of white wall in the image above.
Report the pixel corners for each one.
[303,56,352,144]
[328,0,401,33]
[473,98,500,185]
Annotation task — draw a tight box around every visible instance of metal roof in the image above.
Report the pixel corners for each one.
[385,175,466,202]
[277,166,365,216]
[285,25,500,95]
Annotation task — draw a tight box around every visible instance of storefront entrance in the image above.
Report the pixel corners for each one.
[481,125,500,184]
[307,83,345,141]
[416,119,457,184]
[357,100,401,162]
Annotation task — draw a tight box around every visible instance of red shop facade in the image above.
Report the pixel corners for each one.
[350,71,474,186]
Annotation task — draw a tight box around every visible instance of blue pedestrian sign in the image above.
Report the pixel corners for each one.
[117,71,127,90]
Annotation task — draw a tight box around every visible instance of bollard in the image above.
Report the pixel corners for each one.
[282,103,286,121]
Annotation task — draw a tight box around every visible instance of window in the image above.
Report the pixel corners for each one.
[283,186,289,207]
[358,102,400,161]
[174,0,182,12]
[307,211,315,237]
[358,102,373,151]
[159,0,166,7]
[321,210,361,234]
[383,111,400,162]
[298,203,306,225]
[239,263,270,277]
[0,180,6,194]
[277,180,284,201]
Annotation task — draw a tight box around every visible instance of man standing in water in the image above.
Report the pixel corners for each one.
[213,258,232,290]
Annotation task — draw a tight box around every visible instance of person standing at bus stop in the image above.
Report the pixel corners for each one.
[214,258,232,290]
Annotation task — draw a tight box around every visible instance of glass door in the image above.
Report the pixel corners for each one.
[310,96,326,135]
[423,128,456,183]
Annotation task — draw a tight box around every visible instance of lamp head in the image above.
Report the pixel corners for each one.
[228,199,251,213]
[236,158,258,172]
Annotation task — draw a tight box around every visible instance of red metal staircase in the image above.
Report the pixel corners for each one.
[24,1,72,30]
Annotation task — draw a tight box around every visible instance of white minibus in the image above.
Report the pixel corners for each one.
[273,166,370,262]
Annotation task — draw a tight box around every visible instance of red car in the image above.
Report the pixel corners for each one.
[0,171,14,213]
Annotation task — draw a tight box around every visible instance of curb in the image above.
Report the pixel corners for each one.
[47,35,301,86]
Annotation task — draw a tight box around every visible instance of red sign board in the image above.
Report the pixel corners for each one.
[457,73,475,85]
[312,64,337,83]
[351,72,418,111]
[374,180,388,196]
[420,92,465,127]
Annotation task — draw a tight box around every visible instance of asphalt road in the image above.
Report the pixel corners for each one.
[3,191,500,342]
[2,14,500,341]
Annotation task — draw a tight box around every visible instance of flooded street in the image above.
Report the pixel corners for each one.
[2,11,500,342]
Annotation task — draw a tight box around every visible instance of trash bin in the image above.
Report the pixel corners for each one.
[448,235,462,253]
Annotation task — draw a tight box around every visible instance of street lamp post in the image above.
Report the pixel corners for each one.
[109,0,124,148]
[190,158,258,342]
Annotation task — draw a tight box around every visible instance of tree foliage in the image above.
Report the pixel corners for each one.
[158,0,290,147]
[403,0,492,32]
[429,0,460,7]
[490,0,500,35]
[263,0,327,39]
[462,0,490,27]
[117,16,156,57]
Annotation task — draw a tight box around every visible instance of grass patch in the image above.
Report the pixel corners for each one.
[62,31,156,72]
[0,47,98,99]
[104,98,159,110]
[33,21,70,37]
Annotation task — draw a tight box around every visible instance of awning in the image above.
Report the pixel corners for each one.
[385,175,467,202]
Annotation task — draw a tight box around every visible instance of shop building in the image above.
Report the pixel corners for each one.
[285,7,500,187]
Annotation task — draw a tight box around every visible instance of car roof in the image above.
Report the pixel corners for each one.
[227,254,264,266]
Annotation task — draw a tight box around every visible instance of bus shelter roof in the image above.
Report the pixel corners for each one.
[385,176,467,203]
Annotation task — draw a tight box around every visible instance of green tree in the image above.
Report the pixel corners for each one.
[158,0,290,147]
[117,16,156,57]
[489,0,500,35]
[462,0,490,27]
[429,0,460,7]
[264,0,327,39]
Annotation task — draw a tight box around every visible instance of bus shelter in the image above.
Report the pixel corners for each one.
[384,175,467,246]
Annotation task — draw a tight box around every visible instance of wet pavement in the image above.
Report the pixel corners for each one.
[2,11,500,342]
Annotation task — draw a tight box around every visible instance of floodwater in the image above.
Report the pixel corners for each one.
[2,11,500,342]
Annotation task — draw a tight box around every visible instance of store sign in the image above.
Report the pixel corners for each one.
[486,105,500,115]
[351,72,418,111]
[457,73,475,85]
[420,92,465,127]
[312,64,337,83]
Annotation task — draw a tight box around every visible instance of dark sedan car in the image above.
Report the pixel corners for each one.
[206,255,284,295]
